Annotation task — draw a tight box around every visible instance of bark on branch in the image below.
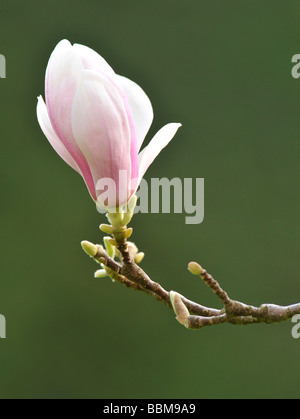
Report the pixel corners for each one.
[81,234,299,330]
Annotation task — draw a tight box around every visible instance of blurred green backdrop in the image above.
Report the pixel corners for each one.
[1,0,300,399]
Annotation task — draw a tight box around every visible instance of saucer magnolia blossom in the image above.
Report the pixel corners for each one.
[37,39,181,209]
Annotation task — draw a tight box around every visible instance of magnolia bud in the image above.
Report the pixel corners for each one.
[94,269,108,278]
[169,291,190,325]
[81,241,98,257]
[188,261,204,276]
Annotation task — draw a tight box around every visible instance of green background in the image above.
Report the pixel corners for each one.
[1,0,300,399]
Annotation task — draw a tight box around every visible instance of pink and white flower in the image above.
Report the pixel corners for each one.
[37,40,181,209]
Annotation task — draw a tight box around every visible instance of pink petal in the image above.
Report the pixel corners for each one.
[71,47,140,188]
[45,40,96,200]
[37,96,81,173]
[71,69,133,207]
[138,123,182,185]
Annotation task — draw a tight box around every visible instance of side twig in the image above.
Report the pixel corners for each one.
[81,240,300,329]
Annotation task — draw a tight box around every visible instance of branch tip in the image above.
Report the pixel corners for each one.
[188,261,204,276]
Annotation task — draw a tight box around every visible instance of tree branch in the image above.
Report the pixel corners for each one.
[80,205,299,330]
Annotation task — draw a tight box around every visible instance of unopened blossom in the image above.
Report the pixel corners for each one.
[37,40,181,209]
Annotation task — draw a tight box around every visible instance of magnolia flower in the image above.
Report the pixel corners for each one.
[37,40,181,209]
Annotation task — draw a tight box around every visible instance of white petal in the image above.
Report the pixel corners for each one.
[116,75,153,151]
[138,123,182,184]
[36,96,81,174]
[73,43,115,76]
